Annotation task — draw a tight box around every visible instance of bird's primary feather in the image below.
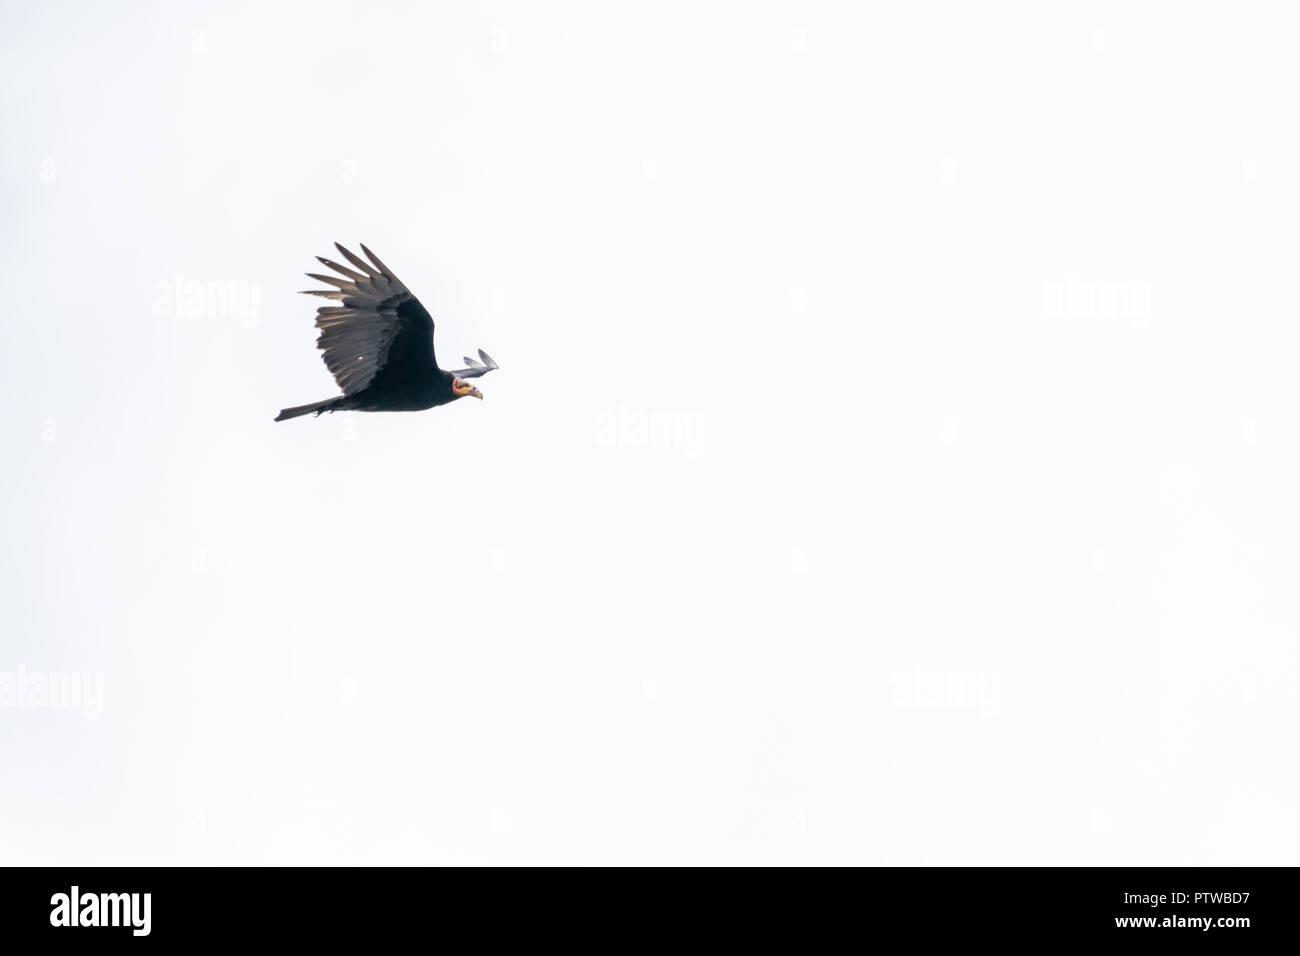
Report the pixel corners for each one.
[449,349,500,380]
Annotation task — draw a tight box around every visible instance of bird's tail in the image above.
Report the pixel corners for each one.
[274,398,339,422]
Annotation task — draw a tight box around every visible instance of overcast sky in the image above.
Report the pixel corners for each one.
[3,1,1299,864]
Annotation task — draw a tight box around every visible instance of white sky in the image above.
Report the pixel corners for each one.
[3,1,1299,864]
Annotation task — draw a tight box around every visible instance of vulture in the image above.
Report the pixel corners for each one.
[275,243,498,421]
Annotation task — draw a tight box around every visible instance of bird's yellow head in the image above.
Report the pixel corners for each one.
[452,378,483,400]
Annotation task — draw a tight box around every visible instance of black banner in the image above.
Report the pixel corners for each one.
[0,867,1290,944]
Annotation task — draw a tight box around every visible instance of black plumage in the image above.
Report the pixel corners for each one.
[275,243,498,421]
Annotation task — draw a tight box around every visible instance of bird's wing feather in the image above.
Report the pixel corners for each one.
[448,348,500,380]
[301,243,437,395]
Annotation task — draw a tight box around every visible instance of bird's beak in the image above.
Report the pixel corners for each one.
[469,386,483,400]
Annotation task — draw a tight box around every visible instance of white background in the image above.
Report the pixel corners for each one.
[3,1,1298,864]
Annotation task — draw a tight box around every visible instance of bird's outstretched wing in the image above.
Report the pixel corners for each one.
[301,243,437,395]
[449,349,500,380]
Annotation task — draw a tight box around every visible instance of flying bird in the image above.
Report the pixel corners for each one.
[275,243,498,421]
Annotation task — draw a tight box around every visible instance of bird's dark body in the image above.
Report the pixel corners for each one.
[342,372,458,412]
[335,300,455,412]
[275,244,497,421]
